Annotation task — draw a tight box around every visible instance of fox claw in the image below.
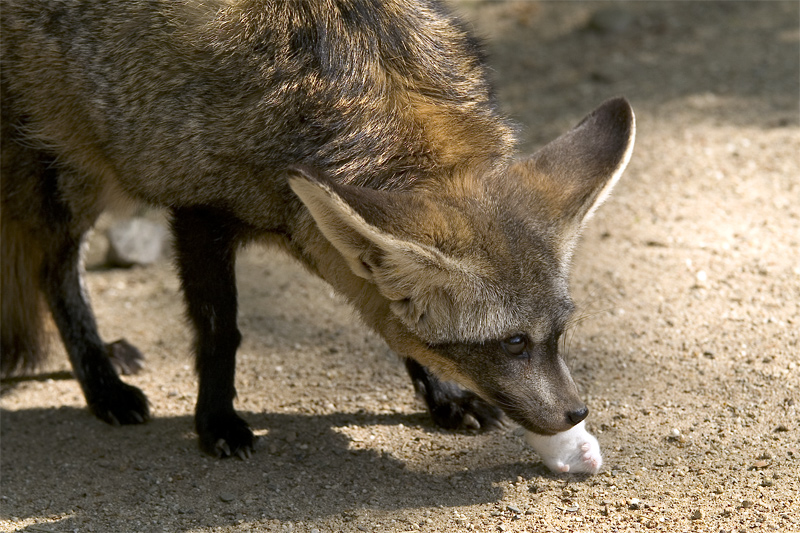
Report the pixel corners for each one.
[215,438,231,458]
[198,412,256,458]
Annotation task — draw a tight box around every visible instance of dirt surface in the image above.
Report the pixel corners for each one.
[2,2,799,532]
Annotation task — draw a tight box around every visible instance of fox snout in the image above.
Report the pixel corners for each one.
[568,405,589,425]
[484,362,589,435]
[475,344,590,436]
[504,397,590,436]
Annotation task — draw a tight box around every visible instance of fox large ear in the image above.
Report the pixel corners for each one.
[288,168,478,336]
[290,168,526,342]
[288,167,429,284]
[514,97,635,227]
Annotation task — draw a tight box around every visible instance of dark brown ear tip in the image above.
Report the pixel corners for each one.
[285,164,310,178]
[603,95,632,110]
[596,96,634,127]
[571,97,634,146]
[597,96,632,113]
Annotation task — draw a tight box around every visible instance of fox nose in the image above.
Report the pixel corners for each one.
[567,405,589,425]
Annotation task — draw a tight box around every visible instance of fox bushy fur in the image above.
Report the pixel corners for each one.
[1,0,634,457]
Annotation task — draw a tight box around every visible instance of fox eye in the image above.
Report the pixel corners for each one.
[501,334,528,357]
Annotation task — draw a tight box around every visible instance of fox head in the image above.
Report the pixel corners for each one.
[289,98,635,435]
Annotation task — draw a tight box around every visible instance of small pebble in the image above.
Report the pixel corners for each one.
[219,492,236,502]
[628,498,641,510]
[690,509,703,520]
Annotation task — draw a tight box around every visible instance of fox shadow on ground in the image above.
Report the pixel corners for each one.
[0,401,600,531]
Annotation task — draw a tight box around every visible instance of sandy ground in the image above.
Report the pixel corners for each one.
[2,1,799,532]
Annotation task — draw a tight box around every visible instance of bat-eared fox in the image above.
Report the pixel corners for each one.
[1,0,634,460]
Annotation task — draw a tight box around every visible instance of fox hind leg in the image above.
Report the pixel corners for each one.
[37,170,150,425]
[42,224,150,424]
[1,101,149,422]
[404,358,505,431]
[4,155,150,425]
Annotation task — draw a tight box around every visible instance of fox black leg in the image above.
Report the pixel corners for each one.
[404,358,504,430]
[38,182,149,425]
[172,207,255,459]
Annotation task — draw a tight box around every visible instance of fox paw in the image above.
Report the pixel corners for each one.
[405,359,504,431]
[427,382,505,431]
[106,338,144,375]
[525,421,602,475]
[196,411,257,459]
[87,380,150,425]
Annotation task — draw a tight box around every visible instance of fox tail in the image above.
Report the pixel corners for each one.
[1,215,49,377]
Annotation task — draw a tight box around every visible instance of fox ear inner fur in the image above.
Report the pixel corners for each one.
[288,167,455,285]
[288,168,478,333]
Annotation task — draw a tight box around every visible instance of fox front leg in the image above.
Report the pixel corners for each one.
[404,358,505,430]
[172,207,256,458]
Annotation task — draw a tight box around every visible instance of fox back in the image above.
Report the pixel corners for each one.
[1,0,634,457]
[2,0,513,218]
